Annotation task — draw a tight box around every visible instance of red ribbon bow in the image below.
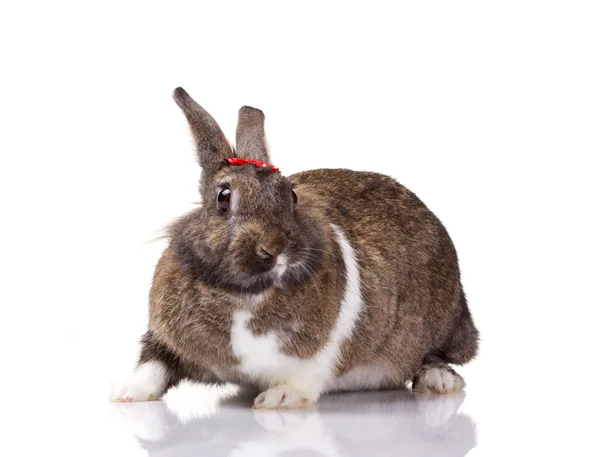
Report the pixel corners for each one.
[226,157,279,172]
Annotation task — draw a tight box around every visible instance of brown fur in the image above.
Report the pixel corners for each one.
[137,87,479,395]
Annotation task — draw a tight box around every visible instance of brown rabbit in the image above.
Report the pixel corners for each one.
[109,88,479,409]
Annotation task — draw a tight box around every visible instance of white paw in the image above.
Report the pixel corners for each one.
[253,385,311,410]
[109,361,167,402]
[109,380,161,402]
[412,365,465,394]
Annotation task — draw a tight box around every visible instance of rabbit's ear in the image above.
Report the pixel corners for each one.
[173,87,233,174]
[235,106,271,163]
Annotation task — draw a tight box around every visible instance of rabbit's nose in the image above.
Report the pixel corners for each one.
[258,244,277,259]
[257,235,288,259]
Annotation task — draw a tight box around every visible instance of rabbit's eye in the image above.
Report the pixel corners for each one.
[292,189,298,209]
[217,188,232,212]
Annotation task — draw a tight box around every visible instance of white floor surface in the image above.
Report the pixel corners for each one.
[109,384,476,457]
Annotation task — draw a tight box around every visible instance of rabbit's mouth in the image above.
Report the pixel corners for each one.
[238,252,317,292]
[255,255,289,289]
[271,255,289,279]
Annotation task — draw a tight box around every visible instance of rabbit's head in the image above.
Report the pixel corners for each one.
[170,88,325,295]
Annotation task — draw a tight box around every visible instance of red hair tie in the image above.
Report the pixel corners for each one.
[226,157,279,172]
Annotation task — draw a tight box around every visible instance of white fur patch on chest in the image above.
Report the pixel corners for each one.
[229,223,364,397]
[230,310,297,377]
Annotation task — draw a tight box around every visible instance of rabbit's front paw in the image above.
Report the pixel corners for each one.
[110,380,160,402]
[412,364,465,394]
[252,385,311,410]
[109,361,167,402]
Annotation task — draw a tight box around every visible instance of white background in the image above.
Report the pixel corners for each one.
[1,1,599,455]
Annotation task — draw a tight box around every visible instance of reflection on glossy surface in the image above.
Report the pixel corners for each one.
[110,381,476,456]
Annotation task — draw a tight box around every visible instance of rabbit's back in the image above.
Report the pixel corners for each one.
[291,168,472,378]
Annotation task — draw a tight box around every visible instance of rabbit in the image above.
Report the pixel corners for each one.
[109,87,479,409]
